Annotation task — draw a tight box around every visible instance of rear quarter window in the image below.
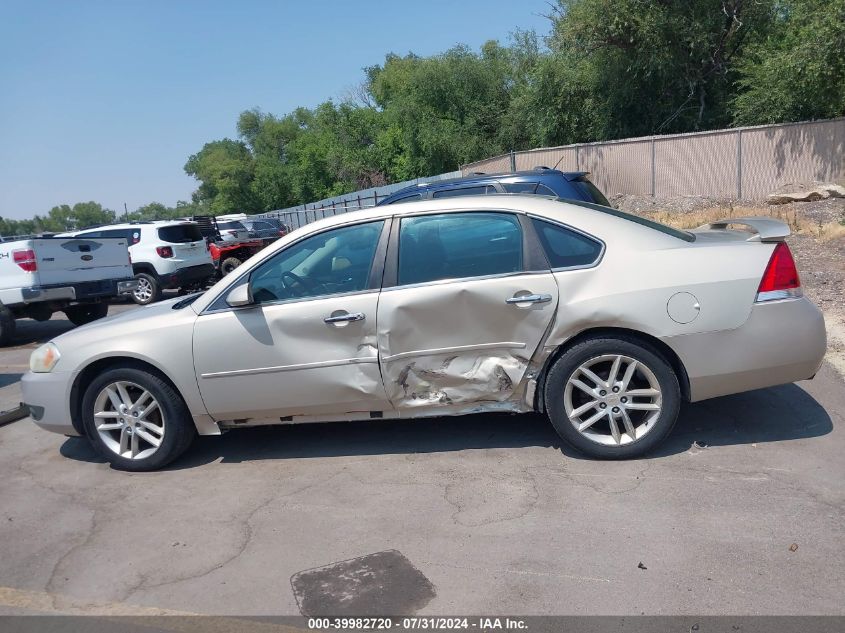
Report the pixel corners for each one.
[158,224,204,243]
[531,218,603,269]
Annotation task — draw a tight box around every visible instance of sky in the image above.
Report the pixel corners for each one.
[0,0,551,219]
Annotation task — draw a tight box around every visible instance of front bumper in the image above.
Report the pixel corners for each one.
[21,370,79,436]
[666,296,827,402]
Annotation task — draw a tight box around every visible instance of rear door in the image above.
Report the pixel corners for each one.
[376,210,558,410]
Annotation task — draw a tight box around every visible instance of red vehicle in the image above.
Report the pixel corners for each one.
[189,216,266,277]
[209,240,264,276]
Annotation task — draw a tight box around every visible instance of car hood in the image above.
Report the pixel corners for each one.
[52,296,190,347]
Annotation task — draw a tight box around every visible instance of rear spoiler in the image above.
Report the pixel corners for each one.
[699,217,791,242]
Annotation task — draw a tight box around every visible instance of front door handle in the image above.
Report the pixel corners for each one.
[324,312,365,324]
[506,293,553,305]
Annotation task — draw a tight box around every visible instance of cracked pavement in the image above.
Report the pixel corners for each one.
[0,305,843,615]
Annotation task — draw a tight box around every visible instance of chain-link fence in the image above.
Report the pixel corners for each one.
[463,118,845,201]
[257,171,462,230]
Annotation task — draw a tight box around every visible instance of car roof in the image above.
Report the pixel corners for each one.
[384,169,587,197]
[258,194,690,245]
[73,220,198,232]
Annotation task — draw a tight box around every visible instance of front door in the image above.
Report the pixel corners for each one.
[376,211,559,411]
[193,219,391,421]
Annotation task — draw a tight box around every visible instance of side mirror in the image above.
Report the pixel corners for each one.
[226,283,253,307]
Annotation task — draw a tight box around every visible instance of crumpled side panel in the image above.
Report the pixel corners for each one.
[392,352,526,407]
[377,273,559,412]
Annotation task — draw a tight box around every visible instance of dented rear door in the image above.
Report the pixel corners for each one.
[377,211,558,411]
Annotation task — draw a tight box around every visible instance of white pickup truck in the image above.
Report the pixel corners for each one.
[0,236,138,346]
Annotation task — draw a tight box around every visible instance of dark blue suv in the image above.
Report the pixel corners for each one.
[377,168,611,207]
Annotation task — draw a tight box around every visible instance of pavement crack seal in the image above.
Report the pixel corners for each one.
[122,492,278,601]
[530,460,652,495]
[422,560,612,584]
[442,467,540,527]
[45,506,104,611]
[122,470,346,601]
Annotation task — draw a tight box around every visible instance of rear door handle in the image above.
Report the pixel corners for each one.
[324,312,365,324]
[506,293,553,305]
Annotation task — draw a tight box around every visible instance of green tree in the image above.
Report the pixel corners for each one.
[732,0,845,124]
[184,139,261,215]
[541,0,775,140]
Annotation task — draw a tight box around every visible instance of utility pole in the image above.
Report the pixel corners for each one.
[124,203,128,222]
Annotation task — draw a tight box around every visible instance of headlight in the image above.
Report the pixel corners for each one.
[30,342,61,373]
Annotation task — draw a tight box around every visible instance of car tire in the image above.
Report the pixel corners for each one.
[132,273,162,305]
[64,302,109,326]
[220,257,242,276]
[0,303,16,347]
[544,335,681,459]
[81,366,196,471]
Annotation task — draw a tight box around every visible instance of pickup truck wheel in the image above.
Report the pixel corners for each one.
[132,273,162,305]
[81,367,196,471]
[0,304,16,347]
[220,257,242,276]
[64,303,109,326]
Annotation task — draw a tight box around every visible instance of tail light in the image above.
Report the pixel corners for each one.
[156,246,174,258]
[756,242,802,302]
[13,249,37,272]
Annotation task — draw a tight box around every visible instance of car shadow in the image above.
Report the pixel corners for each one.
[9,318,75,347]
[0,373,23,388]
[59,381,832,470]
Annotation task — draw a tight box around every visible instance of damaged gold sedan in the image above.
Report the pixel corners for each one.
[23,196,827,470]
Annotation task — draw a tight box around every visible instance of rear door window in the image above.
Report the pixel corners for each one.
[398,212,523,285]
[158,224,204,243]
[99,228,140,244]
[431,185,496,199]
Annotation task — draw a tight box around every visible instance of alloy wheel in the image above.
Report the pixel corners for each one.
[564,354,662,446]
[93,380,165,459]
[134,278,153,303]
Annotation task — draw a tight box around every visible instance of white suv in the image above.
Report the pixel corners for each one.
[66,221,214,304]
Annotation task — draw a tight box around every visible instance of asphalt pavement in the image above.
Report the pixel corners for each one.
[0,305,842,616]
